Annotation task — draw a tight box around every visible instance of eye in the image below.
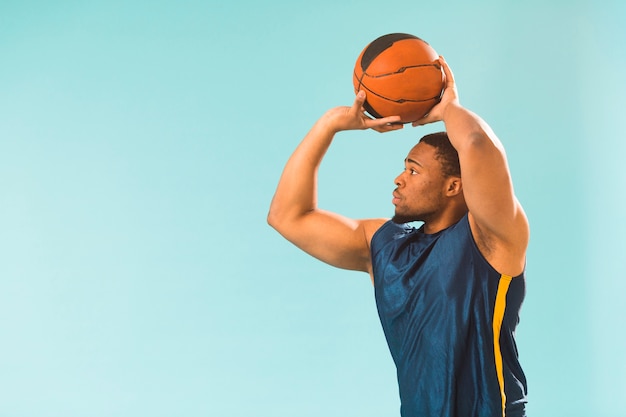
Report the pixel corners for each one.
[409,168,418,175]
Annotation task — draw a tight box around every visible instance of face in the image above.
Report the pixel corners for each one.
[392,142,449,224]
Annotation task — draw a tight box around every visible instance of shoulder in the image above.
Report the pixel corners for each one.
[363,218,390,245]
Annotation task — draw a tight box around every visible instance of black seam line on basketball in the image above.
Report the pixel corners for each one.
[363,63,442,78]
[358,79,442,103]
[355,70,366,91]
[358,84,442,103]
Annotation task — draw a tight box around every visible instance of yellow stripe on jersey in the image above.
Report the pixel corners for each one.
[493,274,512,417]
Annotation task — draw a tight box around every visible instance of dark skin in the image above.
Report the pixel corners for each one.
[268,57,529,282]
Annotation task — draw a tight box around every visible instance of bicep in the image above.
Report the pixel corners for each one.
[273,209,386,272]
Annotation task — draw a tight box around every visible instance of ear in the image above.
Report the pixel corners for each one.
[445,177,463,196]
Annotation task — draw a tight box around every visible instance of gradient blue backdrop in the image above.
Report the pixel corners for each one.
[1,1,625,416]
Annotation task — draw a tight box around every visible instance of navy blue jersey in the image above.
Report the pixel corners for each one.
[371,215,527,417]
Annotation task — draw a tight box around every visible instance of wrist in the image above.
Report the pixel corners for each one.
[306,114,339,145]
[441,100,461,121]
[317,110,343,136]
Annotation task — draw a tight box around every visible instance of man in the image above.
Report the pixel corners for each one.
[267,56,528,417]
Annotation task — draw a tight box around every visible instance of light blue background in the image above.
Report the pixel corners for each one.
[1,1,624,416]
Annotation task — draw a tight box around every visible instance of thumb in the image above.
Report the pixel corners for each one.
[353,90,366,109]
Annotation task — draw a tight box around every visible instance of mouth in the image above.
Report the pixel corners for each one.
[392,190,401,205]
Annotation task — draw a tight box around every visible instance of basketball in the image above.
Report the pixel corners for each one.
[353,33,445,124]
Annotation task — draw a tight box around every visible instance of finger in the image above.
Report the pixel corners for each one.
[368,115,403,132]
[372,122,404,133]
[411,119,427,127]
[375,115,402,125]
[351,90,367,114]
[411,113,436,127]
[439,56,455,87]
[366,116,401,128]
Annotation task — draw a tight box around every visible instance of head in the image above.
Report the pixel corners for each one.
[419,132,461,178]
[392,132,466,226]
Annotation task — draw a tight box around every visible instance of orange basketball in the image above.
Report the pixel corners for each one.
[353,33,445,124]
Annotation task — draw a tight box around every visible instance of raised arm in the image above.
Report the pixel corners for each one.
[267,92,402,273]
[415,57,529,276]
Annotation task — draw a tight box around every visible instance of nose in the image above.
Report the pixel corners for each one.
[394,171,404,187]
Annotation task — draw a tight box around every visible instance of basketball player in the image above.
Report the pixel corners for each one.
[267,56,528,417]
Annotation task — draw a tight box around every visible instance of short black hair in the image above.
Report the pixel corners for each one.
[419,132,461,178]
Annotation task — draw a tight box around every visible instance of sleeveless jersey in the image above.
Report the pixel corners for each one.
[371,215,527,417]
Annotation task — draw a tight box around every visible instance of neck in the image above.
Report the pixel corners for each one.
[422,207,468,234]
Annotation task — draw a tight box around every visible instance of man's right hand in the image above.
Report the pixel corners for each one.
[321,91,404,133]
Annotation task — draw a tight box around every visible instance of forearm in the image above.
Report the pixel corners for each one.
[267,116,337,227]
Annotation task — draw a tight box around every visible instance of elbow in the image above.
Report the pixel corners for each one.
[267,201,280,229]
[268,201,310,234]
[267,200,288,231]
[267,208,295,237]
[266,208,279,230]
